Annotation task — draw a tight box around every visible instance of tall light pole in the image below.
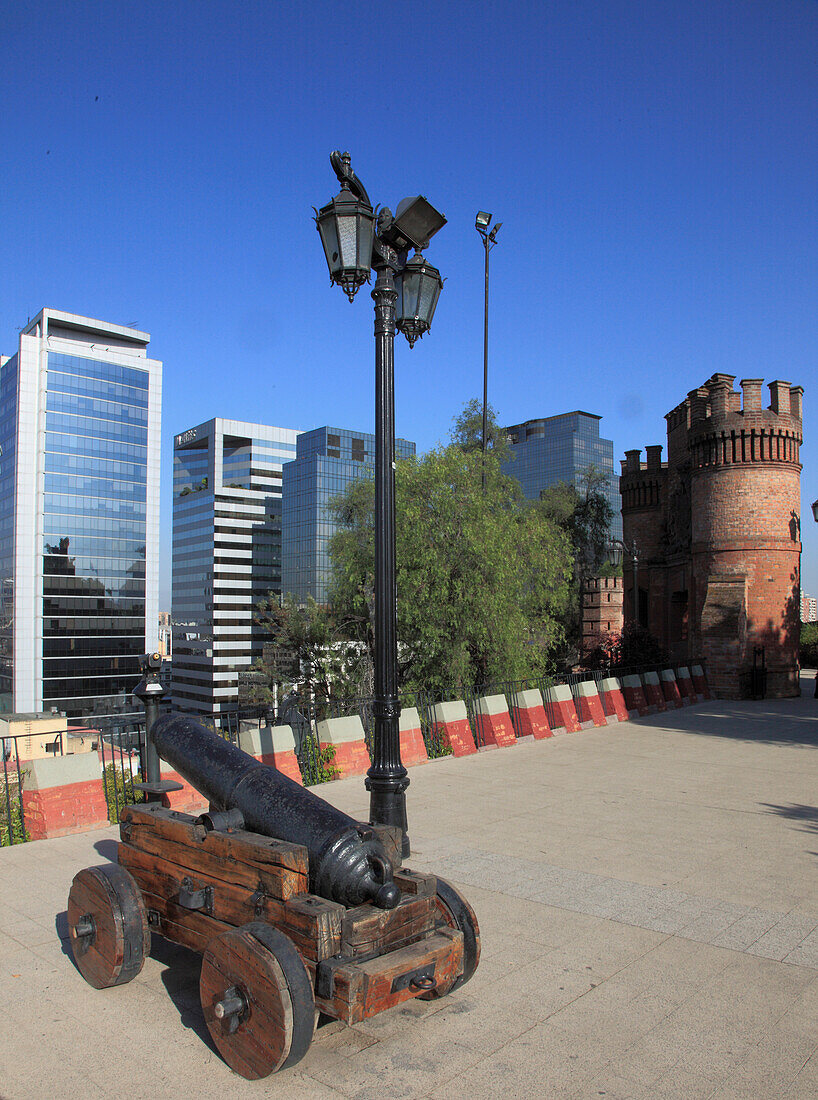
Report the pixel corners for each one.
[475,212,501,490]
[315,152,445,857]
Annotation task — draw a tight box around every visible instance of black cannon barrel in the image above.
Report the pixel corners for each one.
[150,713,400,909]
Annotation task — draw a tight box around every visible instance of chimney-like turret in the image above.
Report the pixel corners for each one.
[645,445,663,470]
[768,379,791,415]
[740,378,763,416]
[688,388,709,423]
[710,379,733,421]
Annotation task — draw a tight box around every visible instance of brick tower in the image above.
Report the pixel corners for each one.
[620,375,803,699]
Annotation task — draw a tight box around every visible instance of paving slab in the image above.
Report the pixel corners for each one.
[0,674,816,1098]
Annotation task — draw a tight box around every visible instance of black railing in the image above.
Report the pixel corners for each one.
[1,735,26,845]
[1,659,708,846]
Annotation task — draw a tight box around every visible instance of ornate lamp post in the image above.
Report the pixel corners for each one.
[315,152,446,856]
[609,538,640,625]
[475,212,501,491]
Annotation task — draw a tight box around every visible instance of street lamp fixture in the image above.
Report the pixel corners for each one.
[609,538,640,624]
[395,250,444,348]
[315,152,446,857]
[314,155,377,302]
[475,210,502,489]
[812,499,818,524]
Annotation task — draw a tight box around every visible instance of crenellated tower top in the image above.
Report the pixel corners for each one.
[683,374,802,470]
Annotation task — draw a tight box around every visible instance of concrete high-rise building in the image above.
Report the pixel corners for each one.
[501,411,623,541]
[171,418,300,716]
[281,427,416,605]
[0,309,161,720]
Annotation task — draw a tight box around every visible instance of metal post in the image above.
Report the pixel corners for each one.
[481,234,489,492]
[365,255,410,858]
[132,653,180,803]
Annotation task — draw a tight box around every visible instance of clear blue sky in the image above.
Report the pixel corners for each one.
[2,0,817,608]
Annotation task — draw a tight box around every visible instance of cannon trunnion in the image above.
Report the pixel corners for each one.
[67,802,480,1080]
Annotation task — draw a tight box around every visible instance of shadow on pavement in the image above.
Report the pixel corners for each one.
[152,935,219,1055]
[760,802,818,858]
[55,910,78,965]
[628,699,818,748]
[93,839,119,862]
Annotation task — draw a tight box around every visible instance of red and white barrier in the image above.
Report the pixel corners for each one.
[474,695,517,749]
[660,669,683,709]
[690,663,711,700]
[316,716,370,779]
[399,707,429,767]
[20,754,110,840]
[574,681,608,728]
[674,666,697,704]
[621,674,650,717]
[641,671,667,712]
[239,724,303,785]
[429,701,477,756]
[598,677,630,722]
[543,684,581,734]
[511,688,552,739]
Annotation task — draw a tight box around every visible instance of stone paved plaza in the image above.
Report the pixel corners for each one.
[1,676,816,1099]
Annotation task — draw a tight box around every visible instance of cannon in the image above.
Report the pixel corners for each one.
[66,713,480,1079]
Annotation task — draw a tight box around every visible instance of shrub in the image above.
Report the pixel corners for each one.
[800,622,818,668]
[103,762,143,823]
[0,796,27,844]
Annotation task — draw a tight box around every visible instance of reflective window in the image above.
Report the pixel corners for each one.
[40,351,151,715]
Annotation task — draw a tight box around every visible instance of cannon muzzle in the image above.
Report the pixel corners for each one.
[150,714,400,909]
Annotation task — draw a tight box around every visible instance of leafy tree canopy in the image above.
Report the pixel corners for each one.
[326,440,573,695]
[538,464,615,662]
[450,398,511,462]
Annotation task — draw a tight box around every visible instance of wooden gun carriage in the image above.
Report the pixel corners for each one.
[66,714,480,1080]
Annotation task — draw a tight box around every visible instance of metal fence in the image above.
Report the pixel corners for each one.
[1,659,707,847]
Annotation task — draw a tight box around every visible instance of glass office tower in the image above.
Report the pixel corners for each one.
[0,309,161,719]
[501,411,623,541]
[171,419,300,716]
[281,427,416,605]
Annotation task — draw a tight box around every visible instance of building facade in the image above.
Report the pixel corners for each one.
[281,427,416,605]
[500,411,623,541]
[582,575,624,656]
[620,375,803,699]
[800,595,817,623]
[0,309,161,720]
[171,418,300,715]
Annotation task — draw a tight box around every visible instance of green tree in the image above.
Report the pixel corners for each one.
[326,442,573,696]
[539,464,615,661]
[253,593,335,701]
[450,398,511,462]
[800,621,818,667]
[325,476,377,691]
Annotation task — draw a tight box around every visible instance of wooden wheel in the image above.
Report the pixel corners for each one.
[66,864,150,989]
[200,922,315,1079]
[419,877,481,999]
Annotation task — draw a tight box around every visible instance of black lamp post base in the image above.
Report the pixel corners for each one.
[366,772,411,859]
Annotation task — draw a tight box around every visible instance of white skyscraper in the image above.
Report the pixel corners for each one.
[0,309,162,720]
[171,418,300,716]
